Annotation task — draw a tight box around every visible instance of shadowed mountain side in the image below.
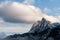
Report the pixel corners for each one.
[2,18,60,40]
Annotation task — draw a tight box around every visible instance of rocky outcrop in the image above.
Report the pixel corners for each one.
[29,18,51,33]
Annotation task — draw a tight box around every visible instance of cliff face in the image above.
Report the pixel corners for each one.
[3,18,60,40]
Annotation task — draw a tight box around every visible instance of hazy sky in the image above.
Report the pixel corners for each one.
[0,0,60,33]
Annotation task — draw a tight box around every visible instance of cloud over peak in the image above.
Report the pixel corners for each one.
[0,2,43,24]
[0,1,60,24]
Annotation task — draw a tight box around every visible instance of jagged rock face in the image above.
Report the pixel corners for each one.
[29,18,51,33]
[3,18,60,40]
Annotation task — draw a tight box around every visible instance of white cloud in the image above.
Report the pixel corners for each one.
[0,1,60,33]
[55,16,60,21]
[43,15,60,23]
[0,18,4,23]
[23,0,35,5]
[0,17,32,33]
[0,27,31,33]
[43,8,51,14]
[0,1,60,24]
[0,2,43,24]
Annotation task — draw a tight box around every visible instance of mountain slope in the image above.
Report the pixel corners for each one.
[3,18,60,40]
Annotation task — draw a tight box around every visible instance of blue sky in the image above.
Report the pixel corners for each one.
[34,0,60,16]
[0,0,60,16]
[1,0,60,16]
[0,0,60,34]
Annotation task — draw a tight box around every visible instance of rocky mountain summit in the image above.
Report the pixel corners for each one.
[2,18,60,40]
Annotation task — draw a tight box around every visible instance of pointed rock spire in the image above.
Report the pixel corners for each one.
[29,18,51,33]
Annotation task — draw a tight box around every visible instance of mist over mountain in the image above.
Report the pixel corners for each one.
[0,32,7,40]
[1,18,60,40]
